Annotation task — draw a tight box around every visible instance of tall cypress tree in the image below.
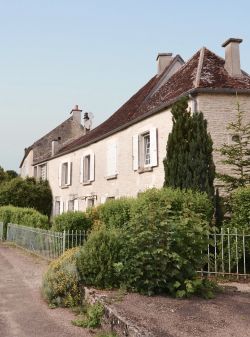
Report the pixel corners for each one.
[163,96,215,197]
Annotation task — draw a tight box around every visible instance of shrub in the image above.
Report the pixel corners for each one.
[77,227,124,288]
[0,177,52,216]
[121,207,210,296]
[86,197,133,230]
[228,186,250,231]
[42,247,83,307]
[52,211,91,232]
[0,205,49,230]
[72,302,104,328]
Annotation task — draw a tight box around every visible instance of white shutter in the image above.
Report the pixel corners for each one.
[58,164,62,187]
[59,200,64,214]
[90,153,95,181]
[74,199,79,212]
[150,127,158,167]
[67,161,71,185]
[65,200,68,212]
[100,196,106,204]
[107,142,117,176]
[80,157,84,183]
[132,134,139,170]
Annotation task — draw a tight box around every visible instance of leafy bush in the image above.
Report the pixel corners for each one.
[42,247,83,307]
[121,207,210,296]
[228,186,250,231]
[77,227,124,288]
[72,302,104,328]
[0,177,52,216]
[0,205,49,230]
[52,211,91,232]
[86,197,133,230]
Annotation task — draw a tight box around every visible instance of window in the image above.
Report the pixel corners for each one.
[34,163,47,180]
[59,160,71,187]
[87,198,95,208]
[68,200,74,212]
[133,127,158,171]
[80,152,95,184]
[54,198,64,215]
[55,201,60,215]
[232,134,240,142]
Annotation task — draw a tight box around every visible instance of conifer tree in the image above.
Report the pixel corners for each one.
[217,101,250,190]
[164,97,215,197]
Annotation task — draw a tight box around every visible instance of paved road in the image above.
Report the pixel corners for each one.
[0,244,90,337]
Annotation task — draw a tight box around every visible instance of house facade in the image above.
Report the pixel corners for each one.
[20,38,250,215]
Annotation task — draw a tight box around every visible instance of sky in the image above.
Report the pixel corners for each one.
[0,0,250,171]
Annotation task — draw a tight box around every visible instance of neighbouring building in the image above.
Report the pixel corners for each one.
[20,38,250,215]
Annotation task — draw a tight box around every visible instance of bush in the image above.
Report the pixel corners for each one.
[0,177,52,216]
[86,197,133,230]
[0,205,49,230]
[42,247,83,307]
[72,302,104,329]
[52,211,91,232]
[77,227,124,288]
[121,207,210,296]
[228,186,250,231]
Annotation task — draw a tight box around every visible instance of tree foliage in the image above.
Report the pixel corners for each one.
[0,177,53,216]
[164,97,215,197]
[0,166,18,185]
[217,101,250,191]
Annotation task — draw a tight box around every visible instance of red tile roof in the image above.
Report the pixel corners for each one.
[39,47,250,159]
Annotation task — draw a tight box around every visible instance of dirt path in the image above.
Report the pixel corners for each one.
[0,243,90,337]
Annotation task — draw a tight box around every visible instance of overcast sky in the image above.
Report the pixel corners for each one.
[1,0,250,171]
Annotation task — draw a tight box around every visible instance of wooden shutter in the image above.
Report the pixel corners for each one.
[59,199,64,214]
[65,200,69,212]
[80,157,84,183]
[107,142,117,176]
[90,153,95,181]
[100,196,106,204]
[132,134,139,171]
[74,199,79,211]
[58,164,62,187]
[67,161,71,185]
[150,127,158,167]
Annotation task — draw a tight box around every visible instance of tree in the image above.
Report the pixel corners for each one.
[217,101,250,191]
[0,177,53,216]
[164,96,215,197]
[0,166,18,184]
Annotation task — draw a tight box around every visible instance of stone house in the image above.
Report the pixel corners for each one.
[20,38,250,215]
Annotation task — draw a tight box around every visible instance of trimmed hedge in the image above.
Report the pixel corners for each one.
[0,205,49,230]
[42,247,82,307]
[228,186,250,231]
[86,197,133,230]
[52,211,91,232]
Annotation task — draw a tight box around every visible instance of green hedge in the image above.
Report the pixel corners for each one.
[0,205,49,230]
[0,177,52,216]
[228,186,250,232]
[42,247,82,307]
[52,211,91,232]
[86,197,133,230]
[77,188,214,297]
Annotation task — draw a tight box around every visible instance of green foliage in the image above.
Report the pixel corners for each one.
[72,303,104,329]
[77,227,124,288]
[86,197,133,230]
[229,186,250,231]
[121,207,210,296]
[0,205,49,229]
[164,96,215,197]
[52,211,91,232]
[0,166,18,185]
[217,101,250,190]
[0,177,52,216]
[42,248,83,307]
[95,332,118,337]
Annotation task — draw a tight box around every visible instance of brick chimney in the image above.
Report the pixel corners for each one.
[156,53,173,76]
[222,38,243,77]
[70,105,82,124]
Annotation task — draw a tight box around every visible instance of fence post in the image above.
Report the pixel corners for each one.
[63,230,66,254]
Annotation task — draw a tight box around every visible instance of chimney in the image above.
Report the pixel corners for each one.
[70,104,82,124]
[156,53,173,76]
[222,38,243,77]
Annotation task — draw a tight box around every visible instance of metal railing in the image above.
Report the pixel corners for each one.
[199,228,250,279]
[6,223,86,260]
[0,222,4,241]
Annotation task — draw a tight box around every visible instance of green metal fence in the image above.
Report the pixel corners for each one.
[6,223,86,260]
[0,222,4,241]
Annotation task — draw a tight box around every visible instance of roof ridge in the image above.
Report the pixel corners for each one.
[194,47,206,88]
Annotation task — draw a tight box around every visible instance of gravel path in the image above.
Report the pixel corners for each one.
[0,243,90,337]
